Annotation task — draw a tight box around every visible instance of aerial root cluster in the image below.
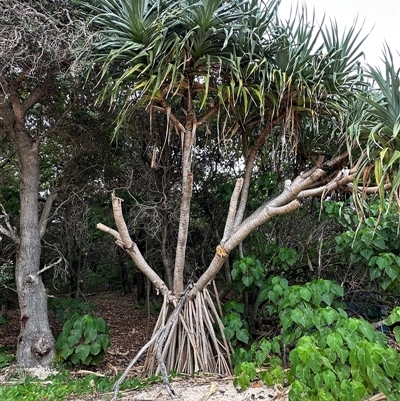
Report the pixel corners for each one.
[144,286,232,376]
[111,285,232,401]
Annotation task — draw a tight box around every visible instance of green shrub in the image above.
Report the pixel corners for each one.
[232,278,400,400]
[325,198,400,294]
[288,317,399,400]
[56,313,110,365]
[222,300,250,346]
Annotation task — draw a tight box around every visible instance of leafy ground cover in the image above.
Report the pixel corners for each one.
[0,293,160,400]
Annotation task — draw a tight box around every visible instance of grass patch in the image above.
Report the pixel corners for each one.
[0,369,160,401]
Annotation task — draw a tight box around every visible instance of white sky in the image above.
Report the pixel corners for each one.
[278,0,400,69]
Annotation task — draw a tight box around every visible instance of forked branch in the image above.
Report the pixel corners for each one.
[96,192,171,299]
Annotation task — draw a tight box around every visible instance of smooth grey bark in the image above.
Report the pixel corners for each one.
[172,87,195,295]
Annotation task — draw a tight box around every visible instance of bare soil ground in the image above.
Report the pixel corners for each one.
[0,292,288,401]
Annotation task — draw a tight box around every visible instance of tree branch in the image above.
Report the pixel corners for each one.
[39,188,60,238]
[22,84,49,115]
[97,193,172,299]
[221,178,243,245]
[0,204,19,244]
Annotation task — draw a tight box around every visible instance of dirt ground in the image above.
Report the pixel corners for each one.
[0,292,289,401]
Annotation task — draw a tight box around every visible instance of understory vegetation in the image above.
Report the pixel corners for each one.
[0,369,159,401]
[220,199,400,400]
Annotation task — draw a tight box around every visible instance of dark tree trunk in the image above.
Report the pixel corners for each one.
[133,271,146,303]
[15,136,55,367]
[118,248,132,295]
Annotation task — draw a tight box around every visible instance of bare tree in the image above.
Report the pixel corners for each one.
[0,0,87,367]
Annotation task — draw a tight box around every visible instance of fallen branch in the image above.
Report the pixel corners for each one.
[368,393,386,401]
[74,370,105,377]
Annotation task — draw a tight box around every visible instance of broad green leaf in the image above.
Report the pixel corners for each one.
[309,352,323,373]
[385,264,399,281]
[97,333,111,350]
[322,307,339,325]
[393,326,400,343]
[357,345,370,367]
[291,308,306,327]
[258,288,269,303]
[83,355,93,365]
[322,369,336,388]
[331,283,344,297]
[242,274,254,287]
[374,238,386,250]
[240,361,256,380]
[317,389,336,401]
[255,350,268,367]
[271,339,281,354]
[224,326,235,340]
[382,350,398,378]
[70,352,79,365]
[313,372,323,389]
[259,340,272,354]
[231,268,240,281]
[299,287,312,302]
[313,312,324,330]
[350,362,364,382]
[235,373,250,390]
[359,320,376,342]
[297,345,312,364]
[90,353,103,366]
[370,266,381,281]
[375,254,392,270]
[61,343,74,359]
[321,292,335,306]
[342,330,359,350]
[323,349,337,365]
[367,363,385,389]
[90,342,102,356]
[227,314,243,331]
[295,362,311,383]
[72,316,84,331]
[75,344,90,363]
[326,332,343,352]
[342,380,366,401]
[336,347,349,364]
[360,248,374,261]
[67,329,82,347]
[84,327,98,344]
[259,371,274,387]
[236,328,250,344]
[289,380,305,399]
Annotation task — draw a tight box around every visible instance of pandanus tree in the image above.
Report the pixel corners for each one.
[88,0,373,383]
[348,48,400,212]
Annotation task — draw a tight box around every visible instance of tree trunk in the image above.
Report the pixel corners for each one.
[15,135,55,367]
[118,248,133,295]
[173,87,195,295]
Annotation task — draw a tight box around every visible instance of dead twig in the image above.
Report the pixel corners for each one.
[74,370,105,377]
